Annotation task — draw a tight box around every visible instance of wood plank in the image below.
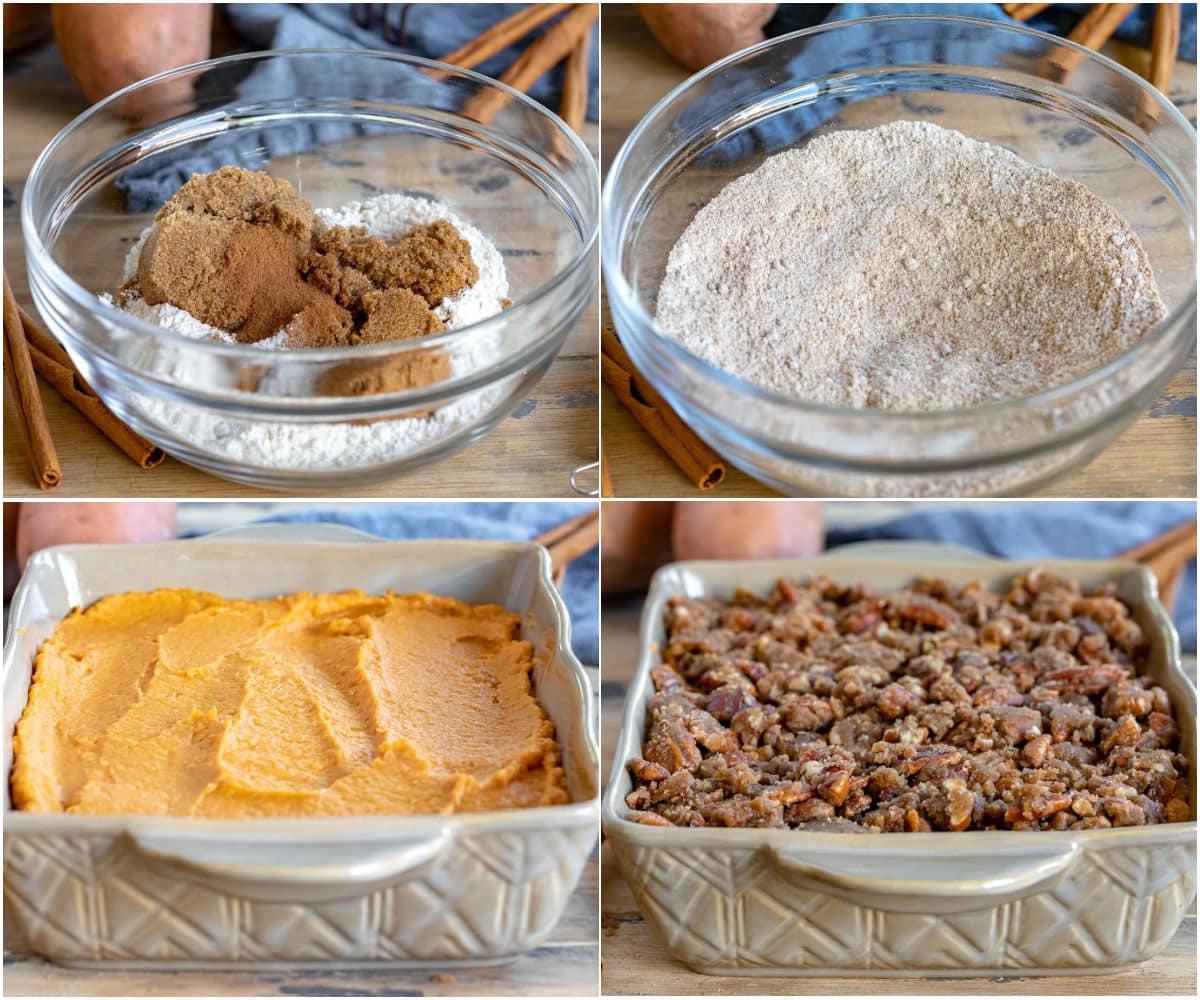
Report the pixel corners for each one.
[599,4,1197,499]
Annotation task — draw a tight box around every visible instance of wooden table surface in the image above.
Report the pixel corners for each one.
[3,33,599,499]
[599,4,1198,499]
[599,595,1197,996]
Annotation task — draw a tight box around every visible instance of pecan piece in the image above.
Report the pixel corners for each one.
[1100,714,1141,754]
[877,682,920,721]
[1043,664,1126,696]
[628,810,675,827]
[628,757,671,783]
[786,798,835,824]
[972,684,1024,708]
[899,601,957,630]
[644,718,701,773]
[818,771,852,807]
[1165,800,1191,822]
[706,683,756,723]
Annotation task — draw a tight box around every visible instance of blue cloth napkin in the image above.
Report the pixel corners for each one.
[225,3,599,118]
[252,502,599,665]
[827,501,1196,652]
[687,2,1195,166]
[769,3,1196,54]
[116,3,598,211]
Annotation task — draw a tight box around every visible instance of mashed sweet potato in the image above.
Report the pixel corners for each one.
[11,588,568,817]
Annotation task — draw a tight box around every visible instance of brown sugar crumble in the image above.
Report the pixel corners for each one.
[626,571,1191,832]
[125,166,478,349]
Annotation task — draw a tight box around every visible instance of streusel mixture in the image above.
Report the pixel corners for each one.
[626,571,1189,832]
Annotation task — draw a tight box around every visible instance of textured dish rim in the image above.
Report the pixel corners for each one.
[4,529,600,837]
[601,14,1199,423]
[602,547,1198,853]
[22,46,600,364]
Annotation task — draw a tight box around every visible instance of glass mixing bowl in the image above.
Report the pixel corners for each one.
[24,49,598,490]
[603,16,1196,497]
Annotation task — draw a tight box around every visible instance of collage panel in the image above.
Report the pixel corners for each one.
[4,3,600,499]
[3,498,600,995]
[600,3,1196,498]
[600,498,1197,994]
[2,2,1199,1000]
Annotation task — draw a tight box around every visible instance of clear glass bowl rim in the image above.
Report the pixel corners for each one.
[601,14,1199,423]
[23,46,600,364]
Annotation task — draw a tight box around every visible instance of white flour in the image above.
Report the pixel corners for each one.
[104,193,509,471]
[656,121,1166,411]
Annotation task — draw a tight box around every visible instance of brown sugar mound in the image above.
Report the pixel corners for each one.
[306,221,480,307]
[287,288,443,349]
[155,165,317,241]
[129,167,478,354]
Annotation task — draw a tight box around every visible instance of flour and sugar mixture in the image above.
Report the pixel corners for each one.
[656,121,1167,410]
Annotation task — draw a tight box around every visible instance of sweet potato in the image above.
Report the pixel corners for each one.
[51,3,212,118]
[15,501,177,571]
[639,3,777,70]
[601,501,675,595]
[672,501,824,562]
[4,4,51,54]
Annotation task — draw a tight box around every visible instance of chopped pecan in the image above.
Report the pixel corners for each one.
[628,757,671,783]
[972,684,1024,708]
[628,810,675,827]
[643,718,700,773]
[877,682,920,721]
[899,601,957,630]
[628,574,1188,831]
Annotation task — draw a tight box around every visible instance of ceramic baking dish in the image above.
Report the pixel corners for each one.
[4,523,599,968]
[603,542,1197,978]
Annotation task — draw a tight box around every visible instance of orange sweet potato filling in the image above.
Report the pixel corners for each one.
[11,589,568,817]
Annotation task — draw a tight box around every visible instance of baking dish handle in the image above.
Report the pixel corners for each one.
[128,829,451,898]
[767,840,1079,899]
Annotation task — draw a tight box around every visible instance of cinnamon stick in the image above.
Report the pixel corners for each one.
[602,328,725,491]
[1149,3,1180,96]
[1117,518,1196,611]
[19,305,164,469]
[1004,3,1053,22]
[534,508,599,586]
[560,27,590,134]
[1118,517,1197,564]
[1048,4,1137,81]
[464,3,599,124]
[3,275,60,489]
[440,2,572,70]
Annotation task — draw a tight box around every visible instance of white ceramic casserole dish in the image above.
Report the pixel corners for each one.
[603,542,1197,977]
[4,524,599,968]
